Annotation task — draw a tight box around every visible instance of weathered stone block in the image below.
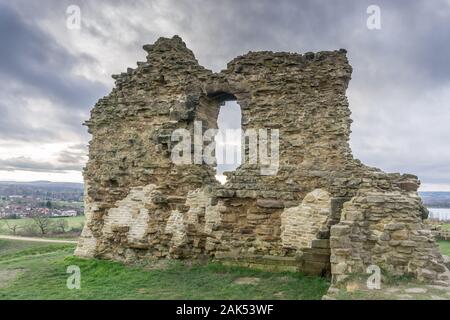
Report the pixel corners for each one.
[256,199,284,208]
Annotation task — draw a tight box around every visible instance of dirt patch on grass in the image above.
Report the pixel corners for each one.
[143,259,172,271]
[234,277,261,285]
[0,269,25,289]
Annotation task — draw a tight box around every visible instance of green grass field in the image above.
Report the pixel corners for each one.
[0,239,330,300]
[1,236,449,300]
[442,224,450,232]
[0,216,85,235]
[438,240,450,256]
[0,239,73,257]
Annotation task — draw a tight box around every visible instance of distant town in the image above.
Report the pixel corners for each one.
[0,181,84,219]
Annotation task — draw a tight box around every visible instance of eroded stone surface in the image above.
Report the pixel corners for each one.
[281,189,331,250]
[330,190,449,283]
[75,35,449,284]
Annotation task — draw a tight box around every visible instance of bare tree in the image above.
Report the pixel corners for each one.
[54,219,69,233]
[2,220,21,235]
[30,213,52,235]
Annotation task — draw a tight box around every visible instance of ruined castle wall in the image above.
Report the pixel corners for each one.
[330,189,450,283]
[76,36,221,261]
[203,49,356,263]
[76,36,449,283]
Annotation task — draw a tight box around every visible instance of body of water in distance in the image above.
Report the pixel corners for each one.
[428,207,450,221]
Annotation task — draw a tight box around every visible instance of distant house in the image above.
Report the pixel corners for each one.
[60,210,77,217]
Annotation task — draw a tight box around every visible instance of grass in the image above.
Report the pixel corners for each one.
[2,238,447,300]
[0,239,73,257]
[438,240,450,256]
[442,224,450,232]
[0,216,85,235]
[0,239,330,300]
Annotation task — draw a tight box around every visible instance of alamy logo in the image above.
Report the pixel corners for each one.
[66,265,81,290]
[366,265,381,290]
[170,121,279,175]
[366,5,381,30]
[66,5,81,30]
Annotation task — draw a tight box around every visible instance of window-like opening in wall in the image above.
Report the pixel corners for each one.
[215,100,242,184]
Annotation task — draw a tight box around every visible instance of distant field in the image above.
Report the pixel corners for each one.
[0,216,85,235]
[0,239,329,300]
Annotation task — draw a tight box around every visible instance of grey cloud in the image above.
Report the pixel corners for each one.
[0,87,89,143]
[217,101,242,130]
[0,156,83,172]
[0,2,109,143]
[0,3,108,110]
[0,143,87,172]
[57,144,88,165]
[0,99,57,142]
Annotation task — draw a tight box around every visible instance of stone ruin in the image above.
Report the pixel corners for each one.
[75,35,450,285]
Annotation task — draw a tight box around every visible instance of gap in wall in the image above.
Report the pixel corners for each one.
[215,100,242,184]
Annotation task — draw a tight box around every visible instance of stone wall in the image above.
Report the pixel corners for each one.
[280,189,332,250]
[330,189,450,284]
[76,35,449,284]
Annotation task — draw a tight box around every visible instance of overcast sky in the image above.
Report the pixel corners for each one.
[0,0,449,190]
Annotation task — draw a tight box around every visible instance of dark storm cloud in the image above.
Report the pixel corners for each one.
[0,2,107,109]
[0,2,108,142]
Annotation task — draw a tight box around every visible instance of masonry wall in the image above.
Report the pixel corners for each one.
[76,36,449,284]
[76,36,221,261]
